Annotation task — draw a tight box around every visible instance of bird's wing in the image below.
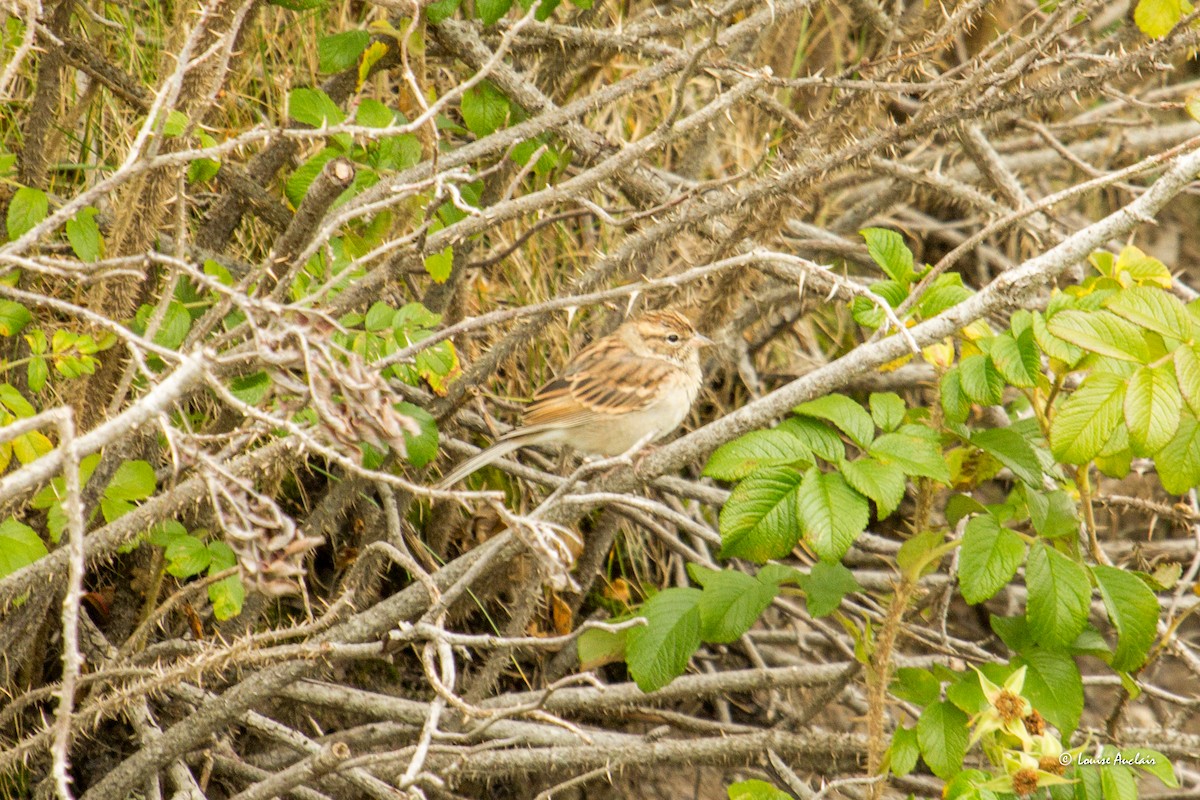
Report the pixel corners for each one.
[522,343,669,429]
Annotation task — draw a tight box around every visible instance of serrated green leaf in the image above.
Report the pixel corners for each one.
[958,353,1004,405]
[105,460,155,502]
[285,148,339,207]
[869,392,906,432]
[688,564,779,643]
[1119,748,1178,787]
[777,416,844,462]
[1124,363,1181,456]
[797,467,869,562]
[425,0,462,22]
[1048,309,1149,363]
[1092,564,1159,672]
[1173,344,1200,416]
[860,228,915,284]
[476,0,513,23]
[396,401,438,467]
[718,466,803,562]
[577,624,627,669]
[916,273,973,319]
[1134,0,1191,37]
[418,245,451,283]
[1049,373,1126,464]
[65,207,103,262]
[841,457,906,518]
[727,780,791,800]
[229,371,271,405]
[1025,489,1079,539]
[318,30,370,73]
[461,81,510,136]
[0,300,31,337]
[704,429,812,481]
[1017,647,1083,733]
[940,368,969,424]
[1033,310,1083,365]
[971,427,1042,487]
[889,725,920,777]
[794,394,875,448]
[207,540,237,571]
[916,701,968,779]
[288,87,345,128]
[0,518,47,578]
[209,574,245,620]
[6,186,48,240]
[870,431,951,483]
[1158,413,1200,494]
[164,534,211,578]
[958,515,1025,604]
[1026,543,1091,649]
[891,666,941,706]
[1106,286,1191,341]
[989,328,1041,388]
[626,587,702,691]
[801,560,861,616]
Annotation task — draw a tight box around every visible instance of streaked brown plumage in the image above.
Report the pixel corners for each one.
[438,310,711,487]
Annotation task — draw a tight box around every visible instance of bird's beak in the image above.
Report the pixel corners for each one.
[694,333,715,347]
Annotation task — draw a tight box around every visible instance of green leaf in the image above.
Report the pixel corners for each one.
[317,30,370,73]
[1158,413,1200,494]
[840,457,906,518]
[1124,363,1181,456]
[958,354,1004,405]
[424,245,453,283]
[794,394,875,448]
[989,328,1041,388]
[869,392,906,432]
[799,560,861,617]
[916,701,968,779]
[727,780,791,800]
[164,534,211,578]
[688,564,779,643]
[461,81,510,136]
[1047,310,1149,363]
[1016,647,1083,734]
[860,228,915,284]
[288,87,345,128]
[577,624,626,669]
[777,416,844,462]
[889,725,920,777]
[1092,564,1159,672]
[0,383,37,416]
[958,515,1025,604]
[396,401,438,468]
[209,575,245,620]
[1174,344,1200,416]
[476,0,513,24]
[971,427,1042,487]
[1025,489,1079,539]
[718,466,803,562]
[0,518,47,578]
[1033,310,1083,365]
[1026,543,1091,649]
[6,186,48,240]
[207,540,237,571]
[1049,373,1126,464]
[797,467,869,562]
[891,666,941,706]
[65,207,103,262]
[425,0,462,22]
[940,368,969,424]
[916,273,972,318]
[990,613,1033,652]
[1118,748,1178,787]
[870,431,951,483]
[0,300,31,336]
[626,588,702,692]
[229,371,271,405]
[105,460,156,502]
[1134,0,1191,37]
[27,355,48,392]
[284,148,339,207]
[1106,286,1191,341]
[704,429,812,481]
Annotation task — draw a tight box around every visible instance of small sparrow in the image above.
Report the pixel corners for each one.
[439,310,712,487]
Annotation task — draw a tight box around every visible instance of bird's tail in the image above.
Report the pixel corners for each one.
[436,435,527,489]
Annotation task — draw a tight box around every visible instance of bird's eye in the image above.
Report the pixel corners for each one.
[666,333,681,343]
